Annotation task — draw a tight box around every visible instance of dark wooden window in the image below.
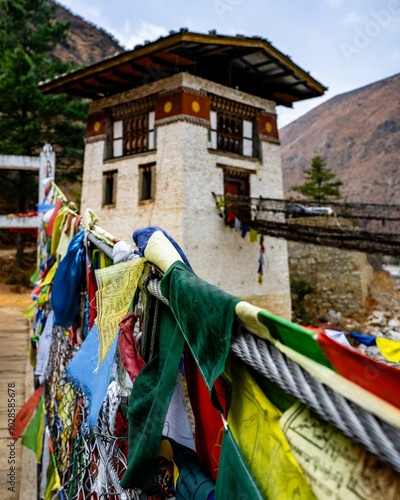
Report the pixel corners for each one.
[218,113,242,154]
[139,162,155,201]
[210,110,256,157]
[103,170,117,206]
[224,169,250,197]
[223,167,251,221]
[112,111,155,158]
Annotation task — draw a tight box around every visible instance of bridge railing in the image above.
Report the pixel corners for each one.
[214,194,400,256]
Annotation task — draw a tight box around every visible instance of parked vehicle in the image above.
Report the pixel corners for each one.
[285,202,333,218]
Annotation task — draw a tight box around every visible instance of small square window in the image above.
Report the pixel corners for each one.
[103,170,117,206]
[139,162,155,202]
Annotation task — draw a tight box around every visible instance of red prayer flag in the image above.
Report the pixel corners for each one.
[11,386,43,441]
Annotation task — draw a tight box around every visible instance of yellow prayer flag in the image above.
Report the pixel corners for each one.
[228,361,315,499]
[376,337,400,362]
[22,301,36,321]
[36,400,45,464]
[37,286,51,305]
[281,403,400,499]
[50,208,67,256]
[95,257,145,365]
[250,228,258,243]
[39,262,57,288]
[58,383,75,472]
[159,438,180,490]
[44,458,61,500]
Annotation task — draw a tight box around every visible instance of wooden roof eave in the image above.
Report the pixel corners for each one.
[176,32,327,95]
[39,32,193,94]
[39,31,327,98]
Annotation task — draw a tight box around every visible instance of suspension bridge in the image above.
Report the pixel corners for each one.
[215,194,400,256]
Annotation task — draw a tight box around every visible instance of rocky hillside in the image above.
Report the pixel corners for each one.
[52,1,124,66]
[280,73,400,204]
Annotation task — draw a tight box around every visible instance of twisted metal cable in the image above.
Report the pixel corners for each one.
[147,278,169,306]
[146,278,400,473]
[231,332,400,473]
[93,382,140,499]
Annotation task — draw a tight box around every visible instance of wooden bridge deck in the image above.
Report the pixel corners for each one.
[0,303,36,500]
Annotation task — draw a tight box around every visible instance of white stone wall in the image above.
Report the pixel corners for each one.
[81,73,292,319]
[81,125,185,243]
[179,121,291,317]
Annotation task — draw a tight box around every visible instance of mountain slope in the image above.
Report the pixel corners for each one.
[280,73,400,204]
[52,1,124,66]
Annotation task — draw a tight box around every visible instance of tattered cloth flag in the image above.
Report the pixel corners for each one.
[22,397,45,463]
[34,311,54,382]
[376,337,400,363]
[65,324,118,430]
[11,386,42,441]
[132,226,192,270]
[95,257,145,366]
[216,427,264,500]
[51,230,85,328]
[228,361,315,499]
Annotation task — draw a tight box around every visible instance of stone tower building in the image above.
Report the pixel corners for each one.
[41,30,326,320]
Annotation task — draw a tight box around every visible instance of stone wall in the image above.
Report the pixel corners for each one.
[288,241,374,320]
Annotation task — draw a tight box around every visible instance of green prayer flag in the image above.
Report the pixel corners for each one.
[120,305,185,489]
[21,397,44,454]
[121,261,240,490]
[161,261,240,390]
[216,428,263,500]
[258,310,332,368]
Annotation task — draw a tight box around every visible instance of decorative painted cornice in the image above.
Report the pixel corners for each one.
[106,94,156,120]
[216,163,257,175]
[159,86,208,98]
[209,94,259,117]
[156,115,210,127]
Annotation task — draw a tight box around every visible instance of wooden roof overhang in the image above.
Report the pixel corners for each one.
[39,30,327,106]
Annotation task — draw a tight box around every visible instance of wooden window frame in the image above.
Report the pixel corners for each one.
[112,111,155,158]
[210,110,257,158]
[222,166,252,222]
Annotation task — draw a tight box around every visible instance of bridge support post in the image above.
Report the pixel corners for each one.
[39,144,55,203]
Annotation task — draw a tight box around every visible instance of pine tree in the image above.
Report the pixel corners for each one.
[291,156,342,202]
[0,0,88,264]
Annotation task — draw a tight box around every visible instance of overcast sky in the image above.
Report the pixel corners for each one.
[58,0,400,128]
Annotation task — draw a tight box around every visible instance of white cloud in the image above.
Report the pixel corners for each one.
[118,21,168,49]
[343,11,365,25]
